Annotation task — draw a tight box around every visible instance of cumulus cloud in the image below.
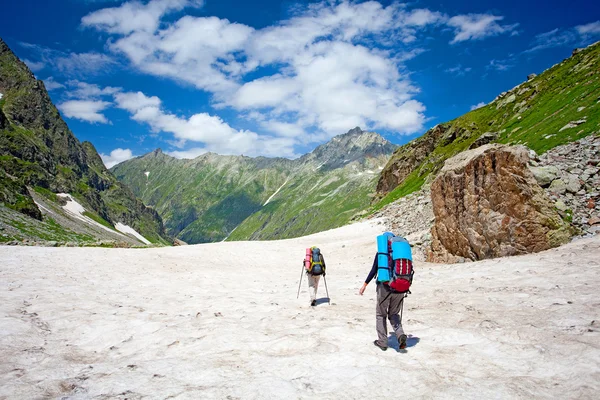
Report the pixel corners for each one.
[66,80,122,99]
[81,0,204,34]
[100,148,135,168]
[113,91,298,157]
[57,100,112,123]
[448,14,518,44]
[80,0,522,155]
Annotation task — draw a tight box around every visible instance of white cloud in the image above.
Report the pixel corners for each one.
[23,59,45,72]
[66,80,122,99]
[54,52,116,77]
[470,102,486,111]
[576,21,600,35]
[81,0,521,152]
[81,0,204,34]
[113,91,298,157]
[19,42,116,77]
[100,148,135,168]
[166,147,207,159]
[448,14,518,43]
[43,77,65,91]
[57,100,112,124]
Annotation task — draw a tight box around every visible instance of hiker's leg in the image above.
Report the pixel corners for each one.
[388,293,406,338]
[375,284,389,347]
[307,275,318,301]
[313,275,320,298]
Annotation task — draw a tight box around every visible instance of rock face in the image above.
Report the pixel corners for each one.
[376,124,448,195]
[427,144,572,263]
[532,134,600,237]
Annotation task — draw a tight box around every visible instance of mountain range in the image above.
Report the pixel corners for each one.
[112,128,396,243]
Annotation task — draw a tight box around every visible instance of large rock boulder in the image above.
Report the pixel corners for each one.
[427,144,572,263]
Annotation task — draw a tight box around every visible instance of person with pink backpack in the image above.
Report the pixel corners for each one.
[298,246,328,306]
[359,232,414,351]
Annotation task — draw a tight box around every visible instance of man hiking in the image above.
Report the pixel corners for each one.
[359,232,414,351]
[305,246,326,306]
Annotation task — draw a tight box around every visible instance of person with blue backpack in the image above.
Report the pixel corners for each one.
[359,232,414,351]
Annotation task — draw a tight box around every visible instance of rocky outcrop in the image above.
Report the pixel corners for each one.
[376,124,448,194]
[531,134,600,236]
[427,144,572,263]
[469,131,499,150]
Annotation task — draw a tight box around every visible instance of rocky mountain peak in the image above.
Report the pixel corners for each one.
[301,127,397,170]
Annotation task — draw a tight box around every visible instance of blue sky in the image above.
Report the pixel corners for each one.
[1,0,599,167]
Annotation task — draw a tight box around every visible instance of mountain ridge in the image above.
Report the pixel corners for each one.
[112,127,397,243]
[0,38,170,245]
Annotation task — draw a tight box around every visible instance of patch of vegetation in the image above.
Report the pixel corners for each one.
[33,186,58,202]
[376,42,600,206]
[82,211,115,230]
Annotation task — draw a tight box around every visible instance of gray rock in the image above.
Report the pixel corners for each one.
[527,73,537,80]
[565,175,582,194]
[530,166,560,187]
[549,179,567,194]
[559,119,587,132]
[555,200,568,212]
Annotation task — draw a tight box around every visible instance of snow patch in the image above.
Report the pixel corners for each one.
[0,93,3,100]
[263,179,288,206]
[144,171,150,178]
[56,193,118,234]
[115,223,151,245]
[378,166,384,170]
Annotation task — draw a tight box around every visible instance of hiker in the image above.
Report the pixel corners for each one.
[359,232,414,351]
[305,246,326,306]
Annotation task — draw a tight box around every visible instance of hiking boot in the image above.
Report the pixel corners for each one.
[373,340,388,351]
[399,334,407,350]
[310,299,317,306]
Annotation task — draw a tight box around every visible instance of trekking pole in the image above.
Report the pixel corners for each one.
[323,275,330,303]
[296,263,305,299]
[400,293,406,324]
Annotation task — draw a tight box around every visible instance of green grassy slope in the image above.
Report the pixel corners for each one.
[113,129,395,243]
[0,38,170,245]
[375,42,600,209]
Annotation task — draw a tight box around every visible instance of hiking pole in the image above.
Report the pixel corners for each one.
[323,275,330,303]
[400,293,406,324]
[296,263,305,299]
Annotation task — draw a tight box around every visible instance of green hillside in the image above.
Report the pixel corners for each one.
[376,41,600,209]
[0,38,170,245]
[112,128,395,243]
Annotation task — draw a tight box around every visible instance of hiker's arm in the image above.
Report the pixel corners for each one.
[359,255,378,295]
